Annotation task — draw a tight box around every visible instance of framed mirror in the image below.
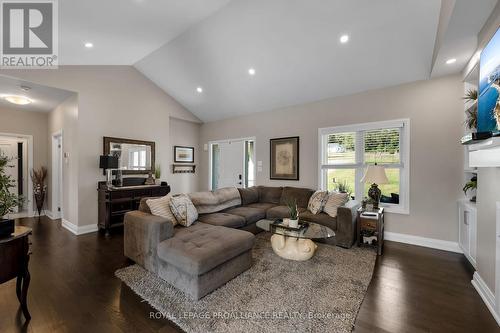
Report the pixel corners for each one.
[103,137,155,175]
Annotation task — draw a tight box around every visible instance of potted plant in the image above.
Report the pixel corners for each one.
[286,198,299,228]
[31,167,47,216]
[0,153,23,236]
[463,89,478,131]
[336,180,352,196]
[154,164,161,185]
[463,176,477,202]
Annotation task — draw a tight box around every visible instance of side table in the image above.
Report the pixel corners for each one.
[357,207,384,255]
[0,225,32,320]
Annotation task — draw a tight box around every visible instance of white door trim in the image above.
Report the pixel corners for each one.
[208,136,256,191]
[0,132,33,217]
[51,130,63,220]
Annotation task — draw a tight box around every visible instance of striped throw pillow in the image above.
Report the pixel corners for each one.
[146,195,178,226]
[323,192,350,218]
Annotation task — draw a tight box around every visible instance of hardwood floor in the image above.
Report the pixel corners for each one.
[0,216,498,333]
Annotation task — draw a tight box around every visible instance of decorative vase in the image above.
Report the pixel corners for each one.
[33,185,47,216]
[0,218,15,237]
[288,218,299,229]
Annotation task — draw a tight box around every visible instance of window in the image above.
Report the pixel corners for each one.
[319,119,409,214]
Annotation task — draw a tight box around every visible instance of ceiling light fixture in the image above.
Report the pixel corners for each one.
[196,87,203,93]
[446,58,457,65]
[4,95,32,105]
[84,42,94,48]
[340,35,349,44]
[248,68,256,76]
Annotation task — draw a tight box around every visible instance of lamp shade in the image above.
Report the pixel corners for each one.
[99,155,118,169]
[361,164,389,184]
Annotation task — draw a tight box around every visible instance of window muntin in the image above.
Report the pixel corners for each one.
[319,120,409,214]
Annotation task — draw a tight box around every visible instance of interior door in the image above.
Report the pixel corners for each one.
[215,140,245,189]
[0,139,19,213]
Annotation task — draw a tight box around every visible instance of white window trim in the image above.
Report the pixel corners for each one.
[318,119,410,214]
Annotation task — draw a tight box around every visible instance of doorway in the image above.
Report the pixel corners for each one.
[0,133,33,217]
[51,131,63,219]
[209,137,256,190]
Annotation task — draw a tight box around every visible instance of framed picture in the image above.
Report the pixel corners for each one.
[270,136,299,180]
[174,146,194,163]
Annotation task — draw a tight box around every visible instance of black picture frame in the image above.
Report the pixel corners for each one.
[174,146,195,163]
[270,136,299,180]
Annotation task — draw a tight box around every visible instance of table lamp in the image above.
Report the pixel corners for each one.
[99,155,118,187]
[361,164,388,209]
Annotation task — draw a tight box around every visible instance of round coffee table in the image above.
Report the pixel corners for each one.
[256,219,335,261]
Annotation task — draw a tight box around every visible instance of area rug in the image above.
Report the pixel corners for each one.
[115,232,376,333]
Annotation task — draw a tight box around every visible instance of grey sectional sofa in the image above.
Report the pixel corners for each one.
[124,186,359,300]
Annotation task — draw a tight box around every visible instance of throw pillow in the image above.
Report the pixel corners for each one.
[146,195,178,226]
[169,194,198,227]
[323,192,350,218]
[307,190,329,214]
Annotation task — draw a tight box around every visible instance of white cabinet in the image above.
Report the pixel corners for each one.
[458,199,477,268]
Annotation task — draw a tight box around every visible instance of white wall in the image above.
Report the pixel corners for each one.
[466,1,500,292]
[200,74,464,242]
[0,66,201,228]
[168,117,201,194]
[48,95,79,225]
[0,106,48,170]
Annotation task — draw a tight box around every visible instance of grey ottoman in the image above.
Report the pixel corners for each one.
[156,222,255,300]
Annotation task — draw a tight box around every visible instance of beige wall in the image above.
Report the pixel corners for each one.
[48,95,79,225]
[0,106,48,170]
[0,66,201,228]
[169,117,201,194]
[200,74,464,242]
[467,1,500,292]
[477,168,500,291]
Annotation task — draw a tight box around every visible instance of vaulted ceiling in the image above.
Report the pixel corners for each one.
[55,0,499,121]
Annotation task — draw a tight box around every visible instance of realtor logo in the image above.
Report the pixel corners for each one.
[1,0,58,68]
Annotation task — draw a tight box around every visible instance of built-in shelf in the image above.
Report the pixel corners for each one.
[469,137,500,168]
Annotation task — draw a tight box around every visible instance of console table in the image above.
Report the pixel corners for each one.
[0,226,32,320]
[97,182,170,234]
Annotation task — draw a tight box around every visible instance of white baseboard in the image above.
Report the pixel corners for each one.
[384,231,462,253]
[45,210,55,220]
[472,272,500,326]
[61,219,98,235]
[10,211,44,219]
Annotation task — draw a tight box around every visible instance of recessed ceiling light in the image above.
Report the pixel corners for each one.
[340,35,349,43]
[248,68,256,76]
[446,58,457,65]
[84,42,93,48]
[4,95,32,105]
[196,87,203,93]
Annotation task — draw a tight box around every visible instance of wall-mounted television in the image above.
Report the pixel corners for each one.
[478,27,500,133]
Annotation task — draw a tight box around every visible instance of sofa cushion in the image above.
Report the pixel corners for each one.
[146,195,178,226]
[323,192,350,218]
[280,187,315,208]
[245,202,278,211]
[157,223,254,276]
[238,187,259,205]
[307,190,329,214]
[258,186,283,204]
[300,211,337,230]
[266,205,307,219]
[197,213,245,228]
[188,187,241,214]
[224,207,266,225]
[169,194,198,227]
